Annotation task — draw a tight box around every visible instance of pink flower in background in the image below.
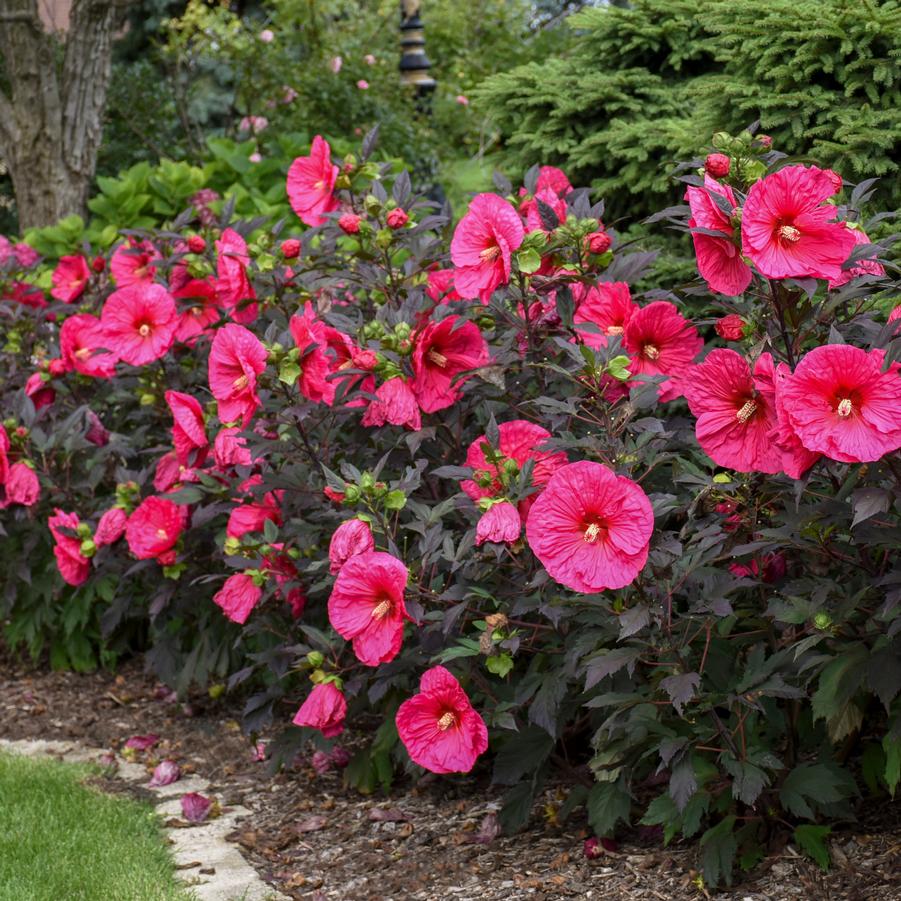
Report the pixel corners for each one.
[455,94,469,106]
[95,507,128,546]
[386,208,408,229]
[329,519,375,574]
[248,152,262,164]
[60,314,118,378]
[100,283,178,366]
[827,225,885,289]
[475,501,521,546]
[524,187,567,234]
[289,303,334,404]
[13,243,39,268]
[259,28,274,43]
[573,282,637,349]
[364,54,376,65]
[208,324,268,426]
[110,238,160,287]
[741,165,856,280]
[216,228,258,324]
[25,372,55,410]
[526,461,653,593]
[683,349,782,473]
[329,55,343,73]
[226,491,282,540]
[328,551,412,666]
[165,391,208,466]
[149,760,182,787]
[51,255,91,303]
[3,280,46,308]
[214,573,262,624]
[356,79,369,90]
[396,666,488,774]
[48,509,90,586]
[361,377,422,431]
[126,497,186,563]
[425,269,461,304]
[287,135,339,226]
[239,115,268,134]
[451,194,524,302]
[282,85,298,104]
[293,683,347,738]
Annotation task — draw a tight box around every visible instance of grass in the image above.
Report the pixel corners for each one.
[0,751,193,901]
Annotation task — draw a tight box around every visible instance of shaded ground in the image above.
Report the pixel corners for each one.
[1,648,899,901]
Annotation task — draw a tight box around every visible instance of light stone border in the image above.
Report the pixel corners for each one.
[0,738,288,901]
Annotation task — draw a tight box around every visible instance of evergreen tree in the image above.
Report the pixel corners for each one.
[475,0,901,219]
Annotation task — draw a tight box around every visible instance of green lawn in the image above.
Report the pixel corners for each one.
[0,751,193,901]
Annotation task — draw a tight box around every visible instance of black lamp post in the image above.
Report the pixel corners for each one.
[399,0,436,111]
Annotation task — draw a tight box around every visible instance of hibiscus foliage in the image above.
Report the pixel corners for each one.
[1,128,900,888]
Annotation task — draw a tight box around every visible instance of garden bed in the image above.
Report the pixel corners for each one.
[2,649,897,901]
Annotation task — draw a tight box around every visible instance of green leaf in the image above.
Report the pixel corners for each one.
[586,780,631,836]
[516,247,542,274]
[794,825,832,871]
[492,726,554,786]
[779,763,856,819]
[486,653,514,677]
[884,737,900,797]
[278,359,301,386]
[700,815,737,888]
[498,780,536,833]
[861,742,886,795]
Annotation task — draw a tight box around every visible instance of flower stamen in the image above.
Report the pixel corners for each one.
[606,325,624,336]
[138,324,151,337]
[437,711,456,731]
[643,344,660,360]
[479,244,501,264]
[735,399,757,423]
[777,224,801,243]
[836,398,853,418]
[371,599,392,620]
[233,374,249,391]
[156,528,168,540]
[428,349,448,368]
[584,522,602,544]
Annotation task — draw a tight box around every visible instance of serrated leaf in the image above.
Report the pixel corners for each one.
[660,672,701,715]
[700,815,736,888]
[794,825,831,871]
[851,487,890,527]
[492,726,554,786]
[586,780,630,835]
[779,763,856,819]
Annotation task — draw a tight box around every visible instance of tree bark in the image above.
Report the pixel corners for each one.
[0,0,123,230]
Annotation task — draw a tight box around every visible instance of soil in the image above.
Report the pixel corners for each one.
[1,647,899,901]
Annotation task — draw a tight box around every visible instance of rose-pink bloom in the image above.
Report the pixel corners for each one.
[356,79,369,90]
[715,314,745,341]
[2,280,46,308]
[153,451,198,493]
[85,410,110,446]
[213,426,253,469]
[396,666,488,775]
[213,573,263,625]
[328,551,412,666]
[450,194,524,303]
[216,228,258,324]
[51,255,91,303]
[289,302,335,404]
[181,792,213,823]
[329,55,343,73]
[226,492,282,539]
[475,501,521,546]
[173,278,221,344]
[770,361,821,479]
[573,282,637,349]
[165,390,208,467]
[623,301,703,402]
[126,496,187,562]
[287,135,339,227]
[48,509,90,586]
[110,239,160,287]
[386,207,408,229]
[292,683,347,738]
[411,316,490,413]
[361,377,422,431]
[13,242,39,268]
[95,507,128,546]
[425,268,461,304]
[25,372,55,410]
[208,324,268,427]
[60,313,118,378]
[778,344,901,464]
[3,462,40,507]
[685,176,752,297]
[524,187,567,234]
[741,165,856,280]
[704,153,730,178]
[329,518,375,574]
[525,461,653,593]
[827,225,885,289]
[100,283,178,366]
[683,350,782,474]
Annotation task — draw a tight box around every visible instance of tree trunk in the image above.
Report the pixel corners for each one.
[0,0,123,231]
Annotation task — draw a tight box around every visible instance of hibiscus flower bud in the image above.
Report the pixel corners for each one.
[85,411,110,446]
[339,213,362,234]
[585,230,612,255]
[757,134,773,149]
[704,153,731,178]
[583,837,603,860]
[281,238,301,259]
[714,314,745,341]
[91,255,106,273]
[476,501,521,546]
[386,208,409,229]
[48,358,67,377]
[292,682,347,738]
[187,235,206,254]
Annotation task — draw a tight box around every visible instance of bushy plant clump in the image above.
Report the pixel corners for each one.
[0,128,899,888]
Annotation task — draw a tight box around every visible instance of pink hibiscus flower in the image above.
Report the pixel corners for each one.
[0,425,8,485]
[214,573,263,624]
[450,194,525,302]
[125,496,187,564]
[573,282,638,349]
[213,426,253,469]
[110,238,160,287]
[100,283,178,366]
[321,327,376,406]
[2,281,46,308]
[524,187,567,234]
[827,225,886,289]
[411,316,490,413]
[153,451,199,493]
[395,666,488,774]
[60,314,118,378]
[95,507,128,547]
[685,176,752,296]
[361,377,422,431]
[683,349,782,473]
[525,461,653,593]
[289,303,334,404]
[48,509,91,586]
[164,391,208,466]
[2,462,40,507]
[425,269,462,305]
[50,255,91,303]
[475,501,521,546]
[208,324,268,426]
[327,551,412,666]
[216,228,258,324]
[771,362,821,478]
[226,491,283,539]
[292,683,347,738]
[173,278,220,344]
[778,344,901,463]
[741,165,856,281]
[25,372,55,410]
[329,519,375,574]
[287,135,339,226]
[623,301,703,402]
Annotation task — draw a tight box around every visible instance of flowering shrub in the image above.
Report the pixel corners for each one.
[1,127,900,887]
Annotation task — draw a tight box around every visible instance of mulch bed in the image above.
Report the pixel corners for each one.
[1,647,898,901]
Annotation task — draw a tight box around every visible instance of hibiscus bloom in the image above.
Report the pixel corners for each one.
[685,176,752,296]
[95,507,128,546]
[100,283,178,366]
[329,519,375,574]
[777,344,901,464]
[395,666,488,774]
[125,496,187,564]
[153,451,200,493]
[0,425,8,486]
[327,551,412,666]
[2,462,40,507]
[48,509,91,586]
[525,461,653,593]
[475,501,521,546]
[771,362,821,479]
[3,280,46,308]
[461,420,568,510]
[216,228,258,324]
[411,316,490,413]
[214,573,263,624]
[60,314,118,378]
[173,278,220,344]
[827,225,886,289]
[425,269,462,305]
[287,135,339,226]
[321,327,376,406]
[524,187,568,234]
[110,238,160,287]
[683,350,782,473]
[741,165,856,281]
[623,301,703,402]
[573,282,638,349]
[208,324,268,426]
[50,255,91,303]
[289,303,335,404]
[25,372,55,410]
[361,377,422,431]
[165,391,208,466]
[450,194,524,302]
[292,683,347,738]
[213,426,253,469]
[226,491,283,539]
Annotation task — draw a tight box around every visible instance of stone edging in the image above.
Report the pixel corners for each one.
[0,738,287,901]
